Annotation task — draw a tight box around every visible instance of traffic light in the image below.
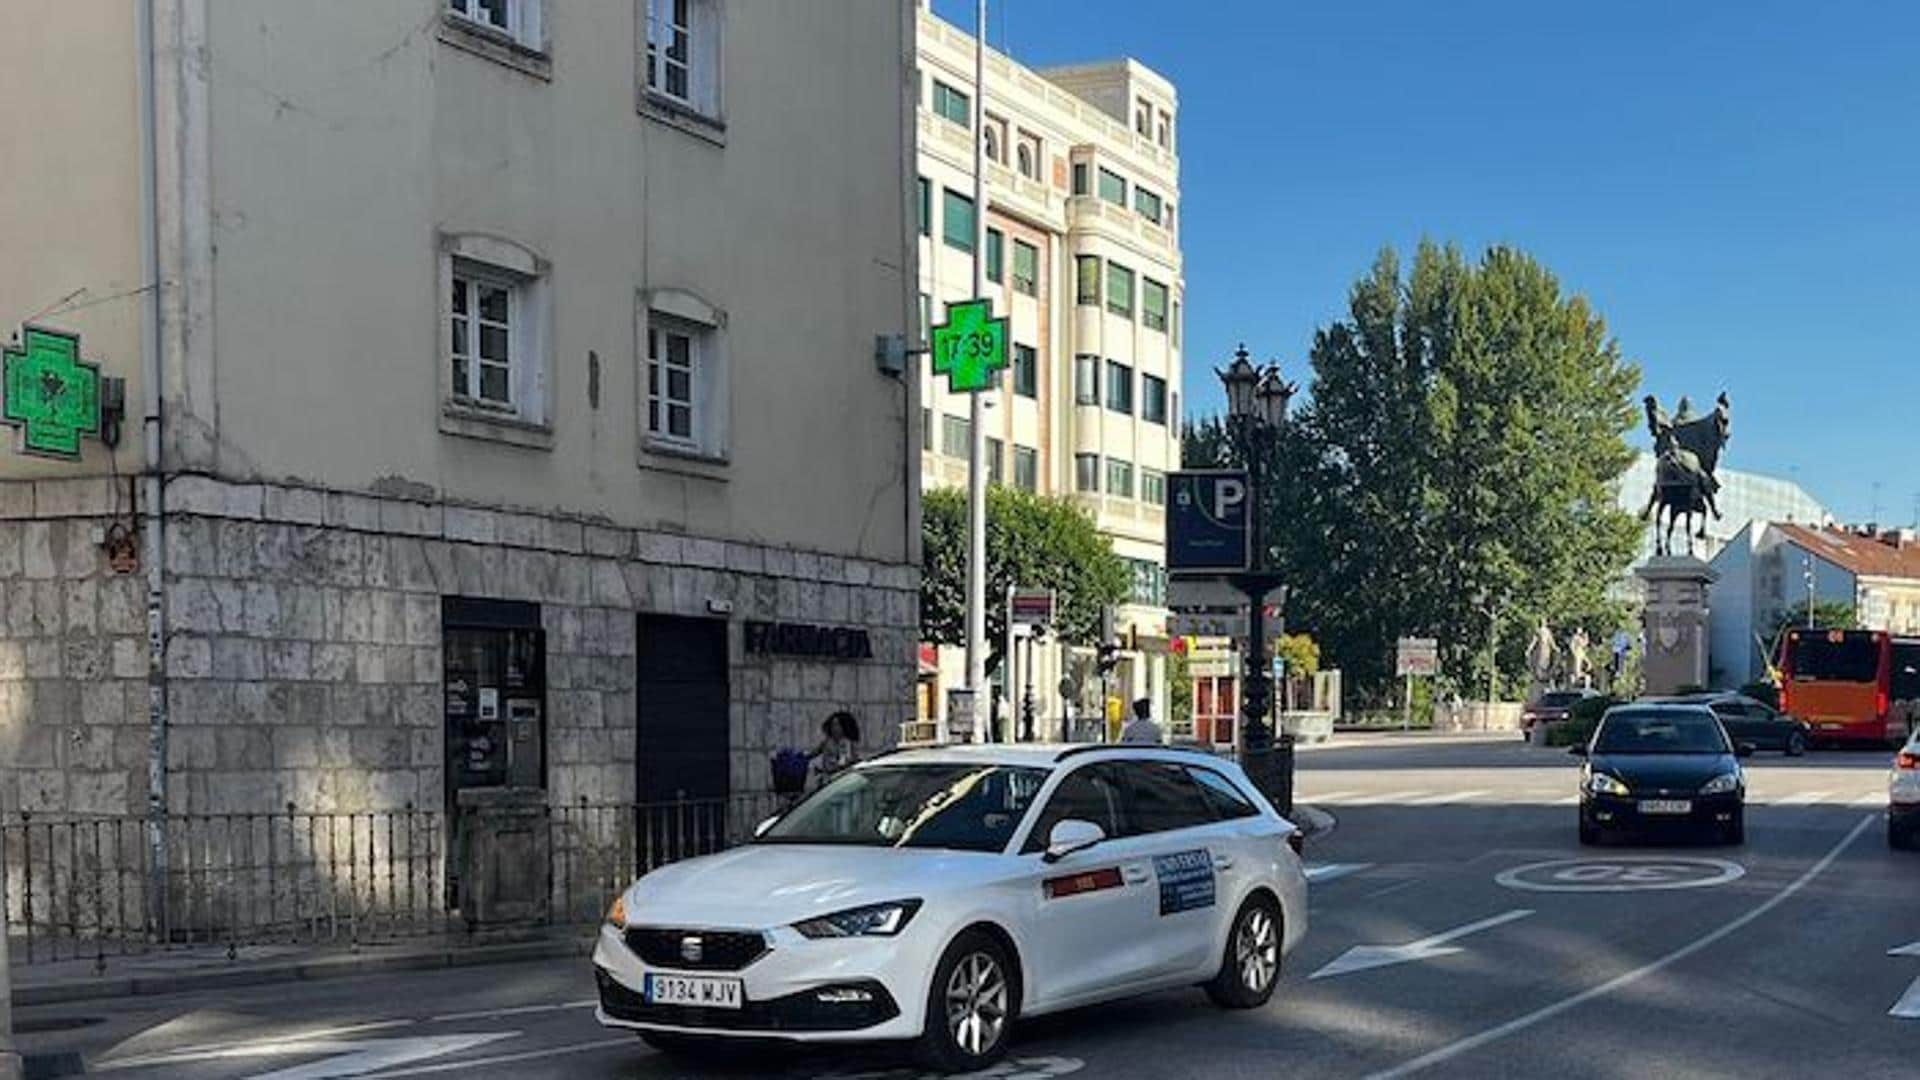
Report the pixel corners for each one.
[1097,641,1121,676]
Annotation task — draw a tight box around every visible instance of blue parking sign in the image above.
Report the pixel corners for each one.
[1167,471,1251,574]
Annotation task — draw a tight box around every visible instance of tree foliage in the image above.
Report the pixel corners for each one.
[1189,242,1643,705]
[920,486,1131,675]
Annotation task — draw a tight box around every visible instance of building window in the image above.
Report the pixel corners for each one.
[984,113,1008,165]
[917,177,930,237]
[1157,110,1173,149]
[1014,445,1038,492]
[1072,162,1089,195]
[1128,557,1166,605]
[1075,453,1100,493]
[1074,355,1100,405]
[1076,256,1101,305]
[1134,186,1163,225]
[1106,262,1135,318]
[986,228,1004,283]
[450,269,518,409]
[922,407,933,452]
[448,0,542,48]
[1105,360,1133,415]
[1012,344,1038,398]
[1142,373,1168,425]
[941,414,971,458]
[1016,131,1042,179]
[986,436,1004,484]
[646,315,720,452]
[644,0,719,115]
[1097,168,1127,207]
[1106,458,1134,499]
[1141,469,1167,507]
[442,235,551,440]
[942,189,975,253]
[1135,97,1153,138]
[933,80,969,126]
[1012,240,1039,296]
[1142,278,1169,332]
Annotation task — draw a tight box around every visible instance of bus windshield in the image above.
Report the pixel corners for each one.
[1789,632,1880,683]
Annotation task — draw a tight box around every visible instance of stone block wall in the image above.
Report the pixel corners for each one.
[0,476,919,819]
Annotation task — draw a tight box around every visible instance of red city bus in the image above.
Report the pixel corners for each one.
[1780,628,1907,746]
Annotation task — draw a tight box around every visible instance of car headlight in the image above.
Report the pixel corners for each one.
[1586,772,1630,797]
[794,900,923,939]
[1699,772,1741,796]
[605,893,627,929]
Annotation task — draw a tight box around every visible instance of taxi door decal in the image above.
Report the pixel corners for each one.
[1152,848,1216,915]
[1043,867,1124,900]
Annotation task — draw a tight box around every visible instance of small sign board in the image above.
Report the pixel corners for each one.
[1169,608,1242,638]
[1010,590,1055,626]
[945,687,978,741]
[1395,637,1439,677]
[3,325,102,460]
[1167,471,1251,575]
[929,298,1009,394]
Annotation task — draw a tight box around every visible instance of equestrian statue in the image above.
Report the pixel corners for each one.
[1640,391,1731,557]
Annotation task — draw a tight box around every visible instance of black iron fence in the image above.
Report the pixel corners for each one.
[2,792,789,971]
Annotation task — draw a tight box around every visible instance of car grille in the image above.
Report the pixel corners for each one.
[624,927,769,972]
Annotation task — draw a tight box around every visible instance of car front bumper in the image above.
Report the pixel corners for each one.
[592,923,928,1043]
[1582,791,1742,833]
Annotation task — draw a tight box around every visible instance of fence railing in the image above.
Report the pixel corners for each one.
[3,792,789,971]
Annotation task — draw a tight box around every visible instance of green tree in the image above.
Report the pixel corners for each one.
[920,487,1131,675]
[1194,243,1642,706]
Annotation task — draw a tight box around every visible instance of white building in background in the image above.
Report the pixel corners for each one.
[914,3,1184,735]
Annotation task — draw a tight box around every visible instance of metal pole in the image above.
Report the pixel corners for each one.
[1403,672,1412,733]
[138,0,172,966]
[961,0,990,744]
[1022,633,1036,742]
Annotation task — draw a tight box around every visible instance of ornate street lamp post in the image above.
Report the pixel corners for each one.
[1218,345,1297,811]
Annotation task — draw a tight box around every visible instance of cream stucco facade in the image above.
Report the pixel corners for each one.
[914,3,1183,733]
[1,1,919,819]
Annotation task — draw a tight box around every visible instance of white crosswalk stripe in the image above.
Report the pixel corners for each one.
[1853,792,1889,808]
[1771,791,1833,806]
[1300,790,1361,804]
[1406,790,1490,806]
[1304,863,1373,884]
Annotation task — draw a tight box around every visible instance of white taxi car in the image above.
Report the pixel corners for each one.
[594,743,1308,1072]
[1889,728,1920,849]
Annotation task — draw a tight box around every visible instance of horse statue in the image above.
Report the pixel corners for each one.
[1639,392,1731,557]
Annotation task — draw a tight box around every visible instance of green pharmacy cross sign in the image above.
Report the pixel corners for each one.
[3,326,102,460]
[930,297,1009,394]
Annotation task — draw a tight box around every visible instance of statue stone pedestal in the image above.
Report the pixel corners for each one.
[1636,556,1718,695]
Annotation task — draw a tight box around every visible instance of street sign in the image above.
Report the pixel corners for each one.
[1395,637,1439,677]
[929,298,1009,394]
[3,325,101,460]
[1010,590,1055,626]
[1167,471,1251,575]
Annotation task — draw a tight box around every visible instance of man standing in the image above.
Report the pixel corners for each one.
[1120,698,1164,744]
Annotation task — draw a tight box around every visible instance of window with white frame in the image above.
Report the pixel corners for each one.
[448,0,542,49]
[1075,453,1100,493]
[1106,458,1134,499]
[1141,469,1167,507]
[450,269,518,409]
[984,113,1009,166]
[443,237,550,435]
[644,300,727,458]
[645,0,719,117]
[1016,131,1042,180]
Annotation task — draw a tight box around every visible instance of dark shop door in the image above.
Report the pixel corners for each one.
[636,615,731,805]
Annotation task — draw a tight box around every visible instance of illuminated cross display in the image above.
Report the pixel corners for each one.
[3,326,101,460]
[929,298,1009,394]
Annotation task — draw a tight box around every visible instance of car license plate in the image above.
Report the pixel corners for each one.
[644,973,744,1009]
[1639,799,1692,815]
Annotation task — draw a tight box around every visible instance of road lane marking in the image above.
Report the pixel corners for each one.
[1333,790,1425,805]
[427,1000,597,1024]
[1852,793,1887,808]
[1891,977,1920,1019]
[1300,790,1360,803]
[1365,814,1875,1079]
[1772,791,1831,806]
[1406,790,1489,806]
[1311,910,1534,979]
[98,1033,515,1078]
[1496,857,1744,893]
[358,1037,634,1078]
[1305,863,1373,884]
[95,1021,419,1067]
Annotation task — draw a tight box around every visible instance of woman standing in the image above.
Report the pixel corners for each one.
[809,711,861,787]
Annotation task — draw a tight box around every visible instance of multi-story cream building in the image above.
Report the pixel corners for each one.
[0,0,918,822]
[914,3,1183,732]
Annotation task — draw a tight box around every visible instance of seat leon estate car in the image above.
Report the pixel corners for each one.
[593,744,1309,1072]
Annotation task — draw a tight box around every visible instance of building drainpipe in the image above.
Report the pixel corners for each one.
[138,0,171,933]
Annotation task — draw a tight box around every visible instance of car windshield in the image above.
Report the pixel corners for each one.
[1593,710,1730,755]
[758,764,1048,852]
[1538,692,1586,708]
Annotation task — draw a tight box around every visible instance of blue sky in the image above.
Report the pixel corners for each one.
[930,0,1919,524]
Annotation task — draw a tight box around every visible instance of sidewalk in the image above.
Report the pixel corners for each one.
[10,927,596,1008]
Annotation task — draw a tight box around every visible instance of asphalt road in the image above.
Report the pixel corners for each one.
[18,735,1917,1079]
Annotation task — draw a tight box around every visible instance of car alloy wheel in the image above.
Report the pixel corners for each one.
[1236,905,1279,994]
[945,950,1008,1060]
[1786,733,1806,757]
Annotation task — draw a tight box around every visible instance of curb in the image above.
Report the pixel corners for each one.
[14,935,596,1008]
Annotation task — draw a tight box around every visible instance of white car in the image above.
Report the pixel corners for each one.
[593,743,1309,1072]
[1889,729,1920,849]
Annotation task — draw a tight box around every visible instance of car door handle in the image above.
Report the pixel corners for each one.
[1122,863,1150,884]
[1213,854,1234,872]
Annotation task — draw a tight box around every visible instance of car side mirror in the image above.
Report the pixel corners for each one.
[1042,819,1106,864]
[1567,745,1588,758]
[753,814,781,838]
[1735,743,1756,759]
